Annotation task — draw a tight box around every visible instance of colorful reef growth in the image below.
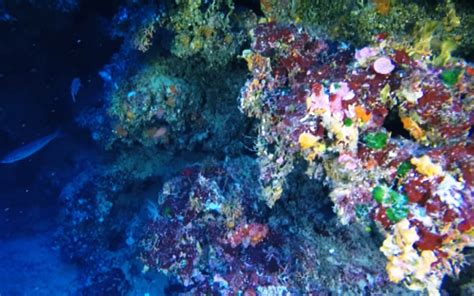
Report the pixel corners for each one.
[239,23,473,295]
[110,0,255,66]
[137,157,414,294]
[258,0,474,60]
[138,158,275,294]
[55,0,474,294]
[105,63,202,149]
[167,0,252,67]
[79,0,258,154]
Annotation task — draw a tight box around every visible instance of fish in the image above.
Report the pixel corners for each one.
[1,130,61,164]
[70,77,81,102]
[98,70,112,82]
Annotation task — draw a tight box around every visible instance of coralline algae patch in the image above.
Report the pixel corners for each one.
[138,158,283,294]
[136,157,410,295]
[239,23,473,295]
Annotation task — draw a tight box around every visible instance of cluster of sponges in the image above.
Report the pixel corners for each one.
[380,219,441,296]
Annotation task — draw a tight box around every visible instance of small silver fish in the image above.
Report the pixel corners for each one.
[70,77,81,102]
[98,70,112,82]
[1,130,61,164]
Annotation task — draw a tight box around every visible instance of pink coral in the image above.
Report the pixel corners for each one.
[330,82,355,101]
[373,57,395,74]
[307,83,329,114]
[355,47,378,63]
[338,153,358,171]
[329,82,355,120]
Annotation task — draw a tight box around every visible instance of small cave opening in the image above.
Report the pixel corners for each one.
[382,107,411,140]
[275,159,336,227]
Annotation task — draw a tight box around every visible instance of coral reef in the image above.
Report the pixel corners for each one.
[138,157,412,294]
[79,51,250,155]
[109,0,256,66]
[167,0,252,67]
[258,0,474,59]
[138,157,272,294]
[106,62,202,148]
[53,1,474,294]
[239,23,473,295]
[80,0,255,155]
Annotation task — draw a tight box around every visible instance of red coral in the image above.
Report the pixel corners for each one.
[373,207,392,228]
[415,226,444,251]
[403,175,431,203]
[225,223,269,248]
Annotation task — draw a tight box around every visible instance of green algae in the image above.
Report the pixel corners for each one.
[364,132,388,149]
[372,186,386,203]
[440,68,462,87]
[385,206,408,222]
[343,118,353,127]
[397,161,412,178]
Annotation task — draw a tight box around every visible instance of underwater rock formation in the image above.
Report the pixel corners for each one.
[258,0,474,60]
[40,1,473,295]
[239,23,473,295]
[137,157,413,294]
